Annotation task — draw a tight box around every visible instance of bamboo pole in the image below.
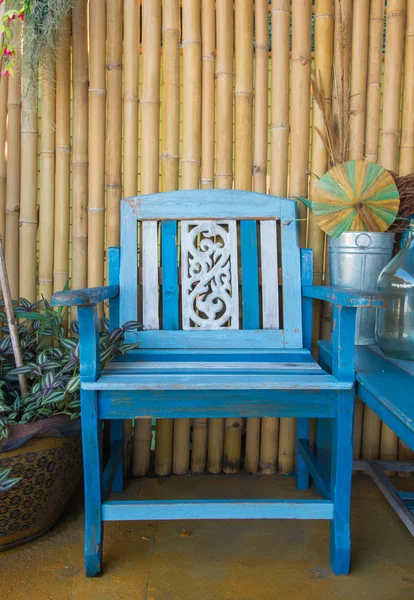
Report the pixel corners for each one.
[208,0,233,474]
[5,52,21,301]
[106,0,123,249]
[379,0,406,465]
[399,0,414,175]
[19,87,38,303]
[223,0,253,476]
[364,0,385,163]
[332,0,352,124]
[200,0,215,190]
[88,0,106,292]
[244,0,268,474]
[349,1,369,160]
[378,0,405,173]
[267,0,289,474]
[123,0,142,477]
[361,407,381,459]
[38,64,56,302]
[71,0,88,300]
[53,16,71,295]
[0,74,8,243]
[308,0,334,349]
[141,0,167,476]
[276,0,312,476]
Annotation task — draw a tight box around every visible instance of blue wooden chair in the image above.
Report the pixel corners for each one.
[52,190,384,577]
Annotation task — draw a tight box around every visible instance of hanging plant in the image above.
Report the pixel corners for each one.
[0,0,74,104]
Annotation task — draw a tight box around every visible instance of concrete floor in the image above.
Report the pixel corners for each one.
[1,474,414,600]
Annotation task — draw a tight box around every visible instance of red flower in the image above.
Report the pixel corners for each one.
[1,69,12,77]
[3,48,13,57]
[17,13,24,21]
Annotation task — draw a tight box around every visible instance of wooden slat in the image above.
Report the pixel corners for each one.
[120,201,138,328]
[105,361,323,374]
[240,220,259,329]
[260,220,279,328]
[161,221,179,329]
[137,265,283,285]
[142,220,159,329]
[102,499,334,521]
[134,329,285,348]
[280,203,302,347]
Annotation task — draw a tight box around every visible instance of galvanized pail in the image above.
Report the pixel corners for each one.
[329,232,394,345]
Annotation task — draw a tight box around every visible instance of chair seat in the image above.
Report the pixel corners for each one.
[82,349,352,391]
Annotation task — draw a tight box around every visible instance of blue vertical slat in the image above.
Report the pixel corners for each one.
[240,220,259,329]
[301,248,313,351]
[161,221,179,329]
[108,247,120,331]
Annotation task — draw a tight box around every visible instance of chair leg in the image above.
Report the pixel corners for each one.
[110,420,124,493]
[296,418,310,490]
[315,418,332,481]
[82,390,104,577]
[330,390,353,576]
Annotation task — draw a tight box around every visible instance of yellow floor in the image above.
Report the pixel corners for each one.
[1,474,414,600]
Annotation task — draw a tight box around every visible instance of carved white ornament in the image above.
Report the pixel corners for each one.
[181,220,239,329]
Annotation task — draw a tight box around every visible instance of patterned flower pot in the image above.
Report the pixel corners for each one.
[0,414,82,551]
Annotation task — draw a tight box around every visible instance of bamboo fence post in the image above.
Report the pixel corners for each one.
[207,0,233,474]
[244,0,268,475]
[349,1,369,160]
[192,0,214,475]
[38,64,56,302]
[19,87,38,303]
[224,0,253,476]
[308,0,334,351]
[141,0,166,476]
[265,0,289,474]
[123,0,142,477]
[71,0,88,302]
[106,0,123,250]
[332,0,352,124]
[399,0,414,175]
[5,50,21,301]
[0,237,27,397]
[378,0,406,466]
[276,0,312,476]
[0,74,8,243]
[364,0,385,164]
[53,16,71,295]
[88,0,106,294]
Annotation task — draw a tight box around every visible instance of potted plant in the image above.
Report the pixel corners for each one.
[0,241,140,550]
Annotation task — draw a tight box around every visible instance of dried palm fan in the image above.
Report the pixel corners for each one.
[388,172,414,233]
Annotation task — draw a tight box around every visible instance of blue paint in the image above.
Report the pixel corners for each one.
[103,438,123,498]
[52,285,119,307]
[303,285,385,308]
[161,221,179,330]
[301,249,313,351]
[108,247,120,331]
[297,439,330,499]
[296,420,311,491]
[240,220,259,329]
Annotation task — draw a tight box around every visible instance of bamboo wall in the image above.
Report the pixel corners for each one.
[0,0,413,476]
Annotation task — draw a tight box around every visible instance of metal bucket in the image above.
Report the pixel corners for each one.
[329,232,394,345]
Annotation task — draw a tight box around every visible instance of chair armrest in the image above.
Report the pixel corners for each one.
[52,285,119,307]
[302,285,386,308]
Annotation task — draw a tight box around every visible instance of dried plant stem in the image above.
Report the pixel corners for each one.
[0,237,27,397]
[364,0,385,163]
[0,73,8,243]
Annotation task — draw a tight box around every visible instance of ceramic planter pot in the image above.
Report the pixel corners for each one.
[0,414,82,551]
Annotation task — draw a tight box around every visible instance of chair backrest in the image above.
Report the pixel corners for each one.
[118,190,303,349]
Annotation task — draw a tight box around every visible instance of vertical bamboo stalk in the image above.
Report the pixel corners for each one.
[223,0,253,476]
[361,407,381,459]
[364,0,385,163]
[38,65,56,302]
[349,1,370,160]
[399,0,414,175]
[208,0,233,474]
[308,0,334,348]
[123,0,142,477]
[378,0,405,172]
[71,0,88,298]
[244,0,268,474]
[5,54,21,300]
[88,0,106,291]
[379,1,406,464]
[194,0,215,475]
[263,0,290,475]
[106,0,123,249]
[276,0,312,476]
[141,0,166,476]
[53,16,71,294]
[19,89,38,303]
[0,74,8,243]
[332,0,352,123]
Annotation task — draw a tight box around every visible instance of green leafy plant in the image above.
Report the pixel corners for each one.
[0,467,20,492]
[0,298,141,441]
